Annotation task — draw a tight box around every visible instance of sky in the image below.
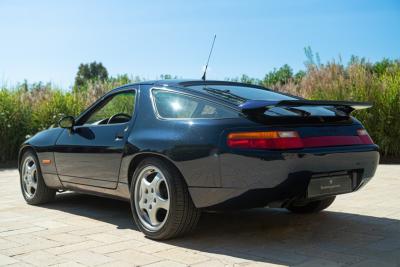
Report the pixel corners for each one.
[0,0,399,89]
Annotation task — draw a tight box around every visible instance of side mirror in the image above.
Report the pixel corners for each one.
[59,116,75,129]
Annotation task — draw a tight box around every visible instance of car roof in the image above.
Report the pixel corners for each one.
[104,79,300,110]
[110,79,270,93]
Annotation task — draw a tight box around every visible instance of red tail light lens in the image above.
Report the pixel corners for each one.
[227,129,374,150]
[357,129,374,144]
[227,131,303,149]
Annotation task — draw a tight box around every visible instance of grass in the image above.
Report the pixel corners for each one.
[1,59,399,162]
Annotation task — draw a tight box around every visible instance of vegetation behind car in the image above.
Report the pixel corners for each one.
[1,56,400,163]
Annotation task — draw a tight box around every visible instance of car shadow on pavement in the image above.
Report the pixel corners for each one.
[43,192,137,230]
[42,192,400,265]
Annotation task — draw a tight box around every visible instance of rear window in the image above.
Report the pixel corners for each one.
[187,85,296,105]
[152,90,239,119]
[187,84,342,117]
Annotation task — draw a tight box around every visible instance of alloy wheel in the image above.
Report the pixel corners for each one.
[134,165,170,231]
[21,156,38,199]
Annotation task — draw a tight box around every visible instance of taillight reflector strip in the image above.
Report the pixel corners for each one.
[301,136,363,148]
[227,131,303,149]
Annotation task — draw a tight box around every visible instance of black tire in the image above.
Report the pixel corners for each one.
[130,158,200,240]
[286,196,336,214]
[19,150,56,205]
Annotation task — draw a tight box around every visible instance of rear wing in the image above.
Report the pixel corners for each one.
[239,100,372,115]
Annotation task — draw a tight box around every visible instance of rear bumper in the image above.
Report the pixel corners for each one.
[189,145,379,208]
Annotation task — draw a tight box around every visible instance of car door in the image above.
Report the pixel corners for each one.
[54,89,137,189]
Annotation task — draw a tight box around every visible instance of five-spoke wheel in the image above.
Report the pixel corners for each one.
[21,156,38,199]
[134,166,170,231]
[130,158,200,240]
[19,150,55,205]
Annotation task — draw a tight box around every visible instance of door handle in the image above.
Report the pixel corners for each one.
[115,126,128,141]
[115,132,124,140]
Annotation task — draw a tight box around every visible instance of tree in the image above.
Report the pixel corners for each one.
[160,74,178,80]
[294,70,306,84]
[239,74,261,85]
[262,64,293,86]
[372,58,393,76]
[74,62,108,90]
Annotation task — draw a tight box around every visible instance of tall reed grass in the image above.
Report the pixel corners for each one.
[277,61,400,156]
[0,79,129,162]
[0,60,399,163]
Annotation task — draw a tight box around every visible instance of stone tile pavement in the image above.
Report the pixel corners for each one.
[0,165,399,266]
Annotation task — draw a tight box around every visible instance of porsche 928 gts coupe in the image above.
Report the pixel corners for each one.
[19,80,379,239]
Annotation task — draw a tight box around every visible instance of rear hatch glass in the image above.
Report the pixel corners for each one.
[186,85,345,117]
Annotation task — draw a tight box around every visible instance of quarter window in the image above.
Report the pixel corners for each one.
[152,90,238,119]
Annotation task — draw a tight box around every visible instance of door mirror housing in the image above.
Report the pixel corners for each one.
[59,116,75,129]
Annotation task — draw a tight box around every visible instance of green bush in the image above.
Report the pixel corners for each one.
[0,89,31,162]
[0,77,136,162]
[0,87,86,162]
[0,60,399,163]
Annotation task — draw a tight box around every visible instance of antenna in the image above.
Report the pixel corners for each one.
[201,34,216,81]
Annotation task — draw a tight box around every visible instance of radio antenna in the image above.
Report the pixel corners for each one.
[201,34,216,81]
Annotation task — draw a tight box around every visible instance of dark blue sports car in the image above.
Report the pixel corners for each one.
[19,80,379,239]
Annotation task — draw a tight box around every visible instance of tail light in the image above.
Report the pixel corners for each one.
[227,129,374,150]
[357,129,374,144]
[227,131,303,149]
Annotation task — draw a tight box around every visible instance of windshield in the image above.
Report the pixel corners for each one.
[187,85,296,105]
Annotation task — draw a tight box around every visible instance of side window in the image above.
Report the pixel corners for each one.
[152,90,239,119]
[83,91,136,125]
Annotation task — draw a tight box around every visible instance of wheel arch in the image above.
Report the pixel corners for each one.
[127,152,186,188]
[18,145,36,171]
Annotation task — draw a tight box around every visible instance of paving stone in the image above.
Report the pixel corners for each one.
[0,166,400,266]
[50,262,87,267]
[45,241,104,255]
[96,260,135,267]
[292,258,341,267]
[154,248,210,265]
[108,249,162,265]
[144,260,188,267]
[198,248,259,265]
[44,233,88,244]
[242,262,288,267]
[0,239,22,250]
[32,220,69,229]
[14,250,68,266]
[350,259,397,267]
[68,226,116,237]
[366,237,400,251]
[0,237,61,256]
[60,250,114,266]
[134,242,176,254]
[89,240,145,254]
[0,226,45,237]
[191,259,226,267]
[246,248,308,265]
[0,253,19,266]
[85,233,131,243]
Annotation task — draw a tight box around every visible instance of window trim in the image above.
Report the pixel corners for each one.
[76,87,138,127]
[150,87,240,121]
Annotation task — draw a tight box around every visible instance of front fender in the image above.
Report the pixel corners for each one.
[18,127,64,173]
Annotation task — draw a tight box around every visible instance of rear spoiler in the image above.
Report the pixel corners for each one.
[239,100,372,115]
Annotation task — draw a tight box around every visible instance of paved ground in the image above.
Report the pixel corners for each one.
[0,166,399,267]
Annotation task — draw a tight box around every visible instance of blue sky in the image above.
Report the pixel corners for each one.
[1,0,399,89]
